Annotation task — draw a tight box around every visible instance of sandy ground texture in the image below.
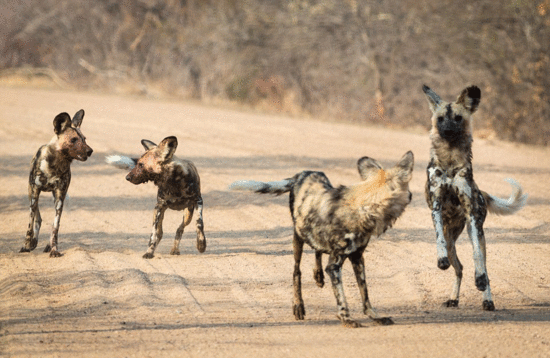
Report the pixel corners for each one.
[1,86,549,358]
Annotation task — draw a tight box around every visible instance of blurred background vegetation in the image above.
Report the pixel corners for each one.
[1,0,549,145]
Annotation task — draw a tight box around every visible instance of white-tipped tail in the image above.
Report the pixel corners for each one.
[228,179,293,195]
[105,155,136,170]
[485,178,527,215]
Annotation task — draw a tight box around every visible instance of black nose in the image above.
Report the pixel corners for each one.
[125,174,131,181]
[408,192,413,202]
[87,148,93,156]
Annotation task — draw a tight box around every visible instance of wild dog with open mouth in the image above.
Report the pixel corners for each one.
[229,152,414,327]
[106,136,206,258]
[422,85,527,311]
[21,110,93,257]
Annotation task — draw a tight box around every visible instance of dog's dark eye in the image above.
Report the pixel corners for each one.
[71,137,78,144]
[454,115,463,122]
[138,163,144,168]
[437,116,444,123]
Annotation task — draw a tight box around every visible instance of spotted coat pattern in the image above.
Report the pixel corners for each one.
[112,136,206,258]
[423,85,527,311]
[230,151,414,327]
[21,110,93,257]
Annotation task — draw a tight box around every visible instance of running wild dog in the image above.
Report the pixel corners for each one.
[106,136,206,258]
[422,85,527,311]
[21,110,93,257]
[229,152,414,327]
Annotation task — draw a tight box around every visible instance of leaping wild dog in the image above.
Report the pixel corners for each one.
[422,84,527,311]
[229,152,414,327]
[21,110,93,257]
[106,136,206,259]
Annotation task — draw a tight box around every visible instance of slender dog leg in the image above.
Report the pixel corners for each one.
[292,231,305,320]
[478,233,494,310]
[326,254,359,327]
[349,250,393,325]
[195,197,206,253]
[313,251,324,288]
[46,189,66,257]
[444,240,463,307]
[171,206,194,255]
[432,199,450,270]
[21,188,41,252]
[143,203,167,258]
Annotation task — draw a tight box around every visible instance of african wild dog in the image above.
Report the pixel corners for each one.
[106,136,206,259]
[229,152,414,327]
[422,84,527,311]
[21,110,93,257]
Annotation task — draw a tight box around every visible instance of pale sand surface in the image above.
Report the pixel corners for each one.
[1,87,549,357]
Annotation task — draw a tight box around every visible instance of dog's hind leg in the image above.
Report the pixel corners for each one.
[45,189,66,257]
[195,197,206,253]
[443,223,464,307]
[292,231,306,320]
[326,254,359,327]
[349,249,393,325]
[313,251,324,288]
[143,203,167,259]
[171,206,194,255]
[21,187,41,252]
[476,225,494,311]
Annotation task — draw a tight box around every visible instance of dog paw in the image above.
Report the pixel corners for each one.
[293,303,305,320]
[49,250,63,258]
[482,300,495,311]
[313,269,325,288]
[475,273,488,291]
[443,299,459,307]
[437,257,450,270]
[142,252,155,259]
[19,247,31,253]
[444,299,459,307]
[372,317,394,326]
[339,316,362,328]
[169,249,180,255]
[43,244,51,253]
[196,238,206,253]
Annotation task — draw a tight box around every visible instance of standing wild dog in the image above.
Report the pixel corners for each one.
[21,110,93,257]
[422,85,527,311]
[106,136,206,258]
[229,152,414,327]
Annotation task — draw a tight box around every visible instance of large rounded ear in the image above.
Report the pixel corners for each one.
[456,85,481,113]
[395,151,414,182]
[141,139,157,151]
[357,156,383,181]
[53,112,72,135]
[157,136,178,161]
[72,109,85,128]
[422,85,442,113]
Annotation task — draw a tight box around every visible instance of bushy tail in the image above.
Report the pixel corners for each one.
[105,155,137,170]
[482,178,527,215]
[228,178,295,195]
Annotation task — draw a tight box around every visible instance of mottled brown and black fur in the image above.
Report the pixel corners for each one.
[106,136,206,258]
[21,110,93,257]
[230,152,414,327]
[423,85,527,311]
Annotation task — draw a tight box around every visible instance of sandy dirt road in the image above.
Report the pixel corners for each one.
[1,86,549,357]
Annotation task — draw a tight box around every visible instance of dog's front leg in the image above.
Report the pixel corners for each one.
[326,254,359,327]
[313,251,324,288]
[45,189,66,257]
[428,167,450,270]
[349,249,393,325]
[195,197,206,253]
[292,231,305,320]
[21,187,42,252]
[143,203,167,259]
